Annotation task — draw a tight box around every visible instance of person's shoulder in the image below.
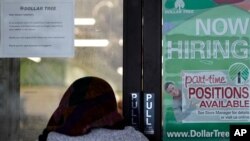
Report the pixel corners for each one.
[47,127,149,141]
[123,126,141,133]
[92,126,149,141]
[120,126,149,141]
[47,132,71,141]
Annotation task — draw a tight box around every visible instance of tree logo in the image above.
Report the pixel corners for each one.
[229,63,249,85]
[175,0,185,10]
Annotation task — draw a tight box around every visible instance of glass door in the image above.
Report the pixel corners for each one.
[0,0,123,140]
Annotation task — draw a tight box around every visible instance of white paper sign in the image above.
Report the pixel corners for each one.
[0,0,74,57]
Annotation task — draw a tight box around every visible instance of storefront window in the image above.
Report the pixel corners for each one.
[16,0,123,140]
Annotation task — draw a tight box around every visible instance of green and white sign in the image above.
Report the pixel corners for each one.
[163,0,250,140]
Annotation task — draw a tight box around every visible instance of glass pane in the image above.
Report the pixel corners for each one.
[162,0,250,140]
[19,0,123,140]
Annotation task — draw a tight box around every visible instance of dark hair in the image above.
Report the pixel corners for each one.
[39,76,124,141]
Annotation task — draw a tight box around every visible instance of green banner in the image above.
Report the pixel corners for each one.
[162,0,250,140]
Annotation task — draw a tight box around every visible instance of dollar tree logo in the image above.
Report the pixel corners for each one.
[229,63,249,85]
[175,0,185,10]
[164,0,194,14]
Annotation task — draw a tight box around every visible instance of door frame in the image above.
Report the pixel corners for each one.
[123,0,162,140]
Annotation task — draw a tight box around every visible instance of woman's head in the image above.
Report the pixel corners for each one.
[41,77,123,139]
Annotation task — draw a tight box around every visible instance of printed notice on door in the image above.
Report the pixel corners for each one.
[0,0,74,57]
